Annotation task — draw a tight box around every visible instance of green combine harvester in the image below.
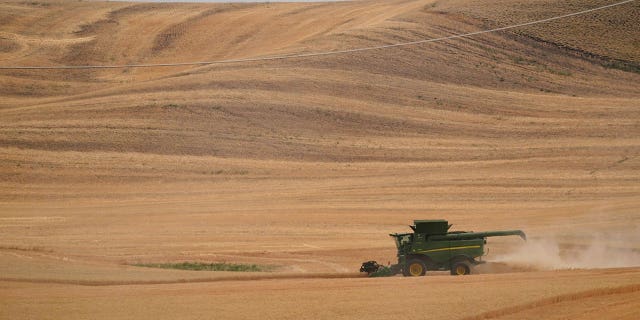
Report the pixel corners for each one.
[360,219,526,276]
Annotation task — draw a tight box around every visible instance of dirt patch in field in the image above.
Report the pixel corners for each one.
[0,37,20,53]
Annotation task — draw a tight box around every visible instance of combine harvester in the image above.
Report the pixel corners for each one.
[361,219,526,276]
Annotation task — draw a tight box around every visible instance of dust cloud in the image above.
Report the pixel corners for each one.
[494,230,640,270]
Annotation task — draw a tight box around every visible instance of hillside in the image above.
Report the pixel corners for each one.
[1,0,639,319]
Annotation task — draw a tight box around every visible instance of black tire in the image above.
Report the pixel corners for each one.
[403,259,427,277]
[450,260,471,276]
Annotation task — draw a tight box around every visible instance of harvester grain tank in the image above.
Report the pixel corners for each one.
[361,219,526,276]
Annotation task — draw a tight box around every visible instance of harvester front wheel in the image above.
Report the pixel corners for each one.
[403,259,426,277]
[451,261,471,276]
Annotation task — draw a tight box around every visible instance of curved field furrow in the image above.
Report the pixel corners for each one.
[0,0,639,319]
[462,284,640,320]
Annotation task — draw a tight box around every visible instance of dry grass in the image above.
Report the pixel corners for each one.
[442,0,640,65]
[0,0,639,319]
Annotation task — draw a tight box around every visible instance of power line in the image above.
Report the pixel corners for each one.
[0,0,635,70]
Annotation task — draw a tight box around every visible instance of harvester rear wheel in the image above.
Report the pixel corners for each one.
[403,259,426,277]
[451,261,471,276]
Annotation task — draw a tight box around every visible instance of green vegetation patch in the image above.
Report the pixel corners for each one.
[133,262,274,272]
[368,265,400,277]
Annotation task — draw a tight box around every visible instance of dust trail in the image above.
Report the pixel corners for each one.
[494,230,640,270]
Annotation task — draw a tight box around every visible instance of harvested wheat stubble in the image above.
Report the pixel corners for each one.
[0,0,639,319]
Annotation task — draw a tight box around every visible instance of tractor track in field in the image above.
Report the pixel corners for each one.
[0,272,366,287]
[461,283,640,320]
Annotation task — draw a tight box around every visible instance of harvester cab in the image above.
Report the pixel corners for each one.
[362,219,525,277]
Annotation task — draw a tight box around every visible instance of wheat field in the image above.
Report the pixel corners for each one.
[1,0,639,318]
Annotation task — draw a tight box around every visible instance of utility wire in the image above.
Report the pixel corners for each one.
[0,0,635,70]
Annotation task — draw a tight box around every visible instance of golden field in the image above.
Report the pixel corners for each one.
[1,0,639,318]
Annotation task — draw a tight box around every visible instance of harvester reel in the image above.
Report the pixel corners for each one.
[360,260,381,274]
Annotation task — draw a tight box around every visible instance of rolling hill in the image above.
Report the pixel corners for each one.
[1,0,639,319]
